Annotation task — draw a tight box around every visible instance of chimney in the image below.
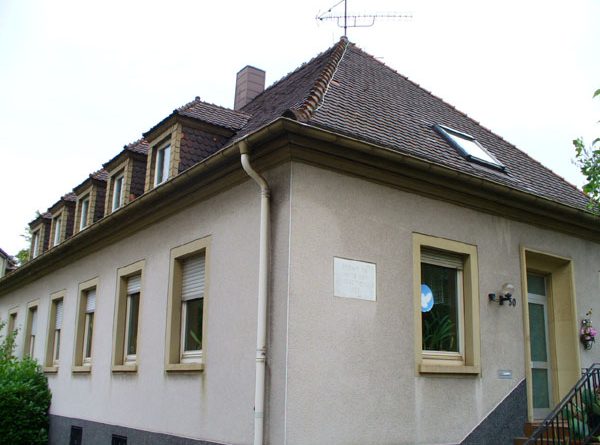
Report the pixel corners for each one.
[234,65,265,110]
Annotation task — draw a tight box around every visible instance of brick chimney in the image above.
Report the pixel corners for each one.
[234,66,265,110]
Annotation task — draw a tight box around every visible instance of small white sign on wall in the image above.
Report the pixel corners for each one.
[334,257,377,301]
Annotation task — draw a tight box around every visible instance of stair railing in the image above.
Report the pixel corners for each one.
[525,363,600,444]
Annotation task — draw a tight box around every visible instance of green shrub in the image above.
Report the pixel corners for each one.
[0,321,52,445]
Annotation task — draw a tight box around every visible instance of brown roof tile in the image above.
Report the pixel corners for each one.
[62,192,77,202]
[124,138,149,155]
[233,43,340,138]
[178,97,250,130]
[300,42,589,211]
[91,168,108,182]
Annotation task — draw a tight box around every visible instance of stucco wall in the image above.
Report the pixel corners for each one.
[0,163,291,445]
[284,161,600,445]
[2,157,599,445]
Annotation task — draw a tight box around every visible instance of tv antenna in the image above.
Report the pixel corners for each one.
[316,0,412,37]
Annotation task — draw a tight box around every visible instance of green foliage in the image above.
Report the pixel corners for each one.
[14,248,29,266]
[0,321,52,445]
[574,89,600,212]
[423,308,455,351]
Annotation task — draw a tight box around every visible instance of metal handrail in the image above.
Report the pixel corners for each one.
[525,363,600,444]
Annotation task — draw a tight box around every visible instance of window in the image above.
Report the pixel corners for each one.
[31,230,41,258]
[112,261,144,372]
[413,233,480,374]
[421,250,463,355]
[44,292,64,372]
[83,289,95,364]
[433,124,505,171]
[69,426,82,445]
[7,308,18,335]
[112,435,127,445]
[154,143,171,186]
[52,214,62,247]
[79,195,90,230]
[73,278,98,372]
[180,254,204,363]
[112,173,124,211]
[25,302,39,357]
[165,237,210,372]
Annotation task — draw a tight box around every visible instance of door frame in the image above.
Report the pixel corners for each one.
[520,247,580,421]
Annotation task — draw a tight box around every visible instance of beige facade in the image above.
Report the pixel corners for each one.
[0,169,275,443]
[2,149,598,444]
[281,161,599,444]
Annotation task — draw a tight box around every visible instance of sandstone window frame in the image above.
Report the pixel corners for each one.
[112,260,145,372]
[413,233,480,375]
[50,211,64,247]
[154,140,172,186]
[7,307,18,336]
[78,194,91,231]
[24,300,40,358]
[31,229,41,258]
[44,291,65,373]
[73,277,98,373]
[145,126,179,192]
[165,236,210,372]
[111,171,125,211]
[105,160,133,216]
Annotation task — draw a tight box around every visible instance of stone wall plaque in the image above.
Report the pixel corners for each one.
[334,257,376,301]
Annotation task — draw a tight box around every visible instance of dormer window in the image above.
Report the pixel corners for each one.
[73,169,108,234]
[79,195,90,230]
[154,143,171,186]
[112,173,124,211]
[103,140,148,215]
[31,230,41,258]
[29,213,52,258]
[434,124,505,171]
[51,214,62,247]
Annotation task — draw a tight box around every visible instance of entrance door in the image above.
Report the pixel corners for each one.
[527,273,553,419]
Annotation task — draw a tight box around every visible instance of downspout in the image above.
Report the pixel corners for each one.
[239,140,270,445]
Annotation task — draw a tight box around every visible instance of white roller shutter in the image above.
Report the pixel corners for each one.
[86,289,96,313]
[181,254,205,301]
[127,275,141,295]
[421,249,463,270]
[55,300,63,329]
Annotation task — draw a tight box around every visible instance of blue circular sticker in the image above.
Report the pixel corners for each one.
[421,284,434,312]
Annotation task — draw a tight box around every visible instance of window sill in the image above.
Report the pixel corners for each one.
[72,365,92,373]
[419,361,480,375]
[43,366,58,374]
[112,364,137,373]
[165,362,204,373]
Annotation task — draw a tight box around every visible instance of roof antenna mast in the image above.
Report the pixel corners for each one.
[316,0,411,37]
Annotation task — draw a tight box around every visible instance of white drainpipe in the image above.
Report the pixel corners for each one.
[239,140,270,445]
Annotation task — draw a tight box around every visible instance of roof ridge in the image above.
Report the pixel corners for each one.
[179,96,251,118]
[291,37,350,122]
[239,40,343,114]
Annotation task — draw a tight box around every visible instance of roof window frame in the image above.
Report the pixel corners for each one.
[433,124,506,172]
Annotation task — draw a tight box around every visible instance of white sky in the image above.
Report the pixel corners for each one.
[0,0,599,256]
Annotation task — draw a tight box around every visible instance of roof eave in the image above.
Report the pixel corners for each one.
[3,118,598,295]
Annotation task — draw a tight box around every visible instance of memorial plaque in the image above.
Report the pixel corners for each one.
[334,257,376,301]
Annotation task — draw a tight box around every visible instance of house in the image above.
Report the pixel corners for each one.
[0,248,16,278]
[1,37,599,445]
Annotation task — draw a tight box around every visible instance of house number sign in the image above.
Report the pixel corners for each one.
[334,257,376,301]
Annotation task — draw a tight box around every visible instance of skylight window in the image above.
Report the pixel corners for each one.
[434,124,505,171]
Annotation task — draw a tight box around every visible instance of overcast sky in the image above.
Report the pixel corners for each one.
[0,0,599,256]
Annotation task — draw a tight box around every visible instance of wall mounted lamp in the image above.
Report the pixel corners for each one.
[488,283,517,307]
